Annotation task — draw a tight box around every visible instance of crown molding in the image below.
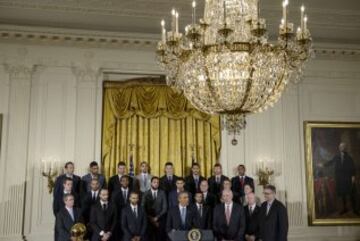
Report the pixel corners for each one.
[0,24,360,61]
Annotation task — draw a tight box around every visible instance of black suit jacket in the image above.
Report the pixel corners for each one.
[213,203,246,241]
[53,192,80,216]
[159,175,179,196]
[54,174,81,198]
[257,199,288,241]
[203,192,217,210]
[141,189,168,219]
[121,205,147,241]
[193,204,212,229]
[244,205,260,236]
[231,176,255,196]
[108,175,135,196]
[185,175,206,196]
[55,207,81,241]
[208,175,228,195]
[166,205,200,233]
[89,202,117,241]
[81,191,100,223]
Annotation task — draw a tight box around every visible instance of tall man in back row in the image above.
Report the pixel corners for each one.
[231,164,254,202]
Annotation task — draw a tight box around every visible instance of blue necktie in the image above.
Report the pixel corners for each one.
[181,207,186,227]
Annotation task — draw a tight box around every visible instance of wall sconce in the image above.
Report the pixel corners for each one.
[255,159,281,187]
[41,158,60,194]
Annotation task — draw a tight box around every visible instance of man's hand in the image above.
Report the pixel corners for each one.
[352,176,356,184]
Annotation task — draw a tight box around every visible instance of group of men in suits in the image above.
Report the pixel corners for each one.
[54,161,288,241]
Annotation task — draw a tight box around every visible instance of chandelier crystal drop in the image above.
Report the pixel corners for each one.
[156,0,313,133]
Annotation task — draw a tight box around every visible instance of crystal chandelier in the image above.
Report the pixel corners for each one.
[156,0,313,133]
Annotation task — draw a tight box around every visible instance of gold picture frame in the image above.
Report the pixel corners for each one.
[304,121,360,225]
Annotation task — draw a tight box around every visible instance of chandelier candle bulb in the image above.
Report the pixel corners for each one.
[304,15,308,32]
[192,1,196,25]
[161,20,166,43]
[282,0,288,26]
[171,9,176,33]
[175,11,179,34]
[300,5,305,31]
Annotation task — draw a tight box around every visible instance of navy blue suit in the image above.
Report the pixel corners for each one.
[121,205,148,241]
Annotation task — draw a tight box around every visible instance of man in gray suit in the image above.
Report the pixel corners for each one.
[142,176,168,241]
[136,162,152,193]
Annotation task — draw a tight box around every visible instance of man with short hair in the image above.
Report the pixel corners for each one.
[53,177,80,216]
[54,162,81,198]
[231,165,254,200]
[213,190,246,241]
[166,191,199,233]
[199,179,217,210]
[193,192,211,229]
[257,185,288,241]
[159,162,179,196]
[136,161,152,193]
[108,162,135,196]
[185,163,206,196]
[168,177,192,208]
[244,192,260,241]
[55,194,82,241]
[121,192,147,241]
[82,161,106,193]
[208,163,228,196]
[141,176,168,241]
[81,178,101,240]
[89,189,117,241]
[220,178,241,204]
[111,175,132,240]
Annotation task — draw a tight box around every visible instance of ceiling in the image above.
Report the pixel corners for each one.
[0,0,359,45]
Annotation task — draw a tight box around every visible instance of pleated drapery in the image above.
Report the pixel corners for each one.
[102,80,221,179]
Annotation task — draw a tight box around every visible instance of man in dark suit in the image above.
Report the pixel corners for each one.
[208,163,228,196]
[231,164,255,201]
[53,177,80,216]
[219,178,241,204]
[55,194,82,241]
[213,189,246,241]
[81,161,106,194]
[141,176,168,241]
[168,178,192,208]
[199,179,217,210]
[159,162,179,196]
[193,192,211,229]
[111,175,132,240]
[89,189,117,241]
[244,192,260,241]
[257,185,288,241]
[121,192,148,241]
[54,162,81,199]
[185,163,206,196]
[323,142,358,215]
[166,191,199,234]
[108,162,135,196]
[81,178,101,240]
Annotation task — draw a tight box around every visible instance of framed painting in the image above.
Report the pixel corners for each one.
[304,121,360,225]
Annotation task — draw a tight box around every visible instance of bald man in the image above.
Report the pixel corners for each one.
[213,190,245,241]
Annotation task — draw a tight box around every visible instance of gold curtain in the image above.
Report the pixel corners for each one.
[101,80,221,179]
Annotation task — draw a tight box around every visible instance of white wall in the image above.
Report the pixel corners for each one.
[0,41,359,241]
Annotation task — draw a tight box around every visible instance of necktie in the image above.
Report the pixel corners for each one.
[143,174,147,188]
[225,205,231,225]
[181,207,186,226]
[153,191,157,200]
[341,152,344,165]
[168,176,172,183]
[216,176,220,184]
[92,192,96,201]
[68,208,75,221]
[195,177,199,189]
[133,207,138,218]
[123,190,127,203]
[102,203,107,211]
[199,205,203,217]
[266,203,271,215]
[249,206,253,215]
[240,176,244,187]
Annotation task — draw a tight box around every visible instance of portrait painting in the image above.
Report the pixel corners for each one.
[304,121,360,225]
